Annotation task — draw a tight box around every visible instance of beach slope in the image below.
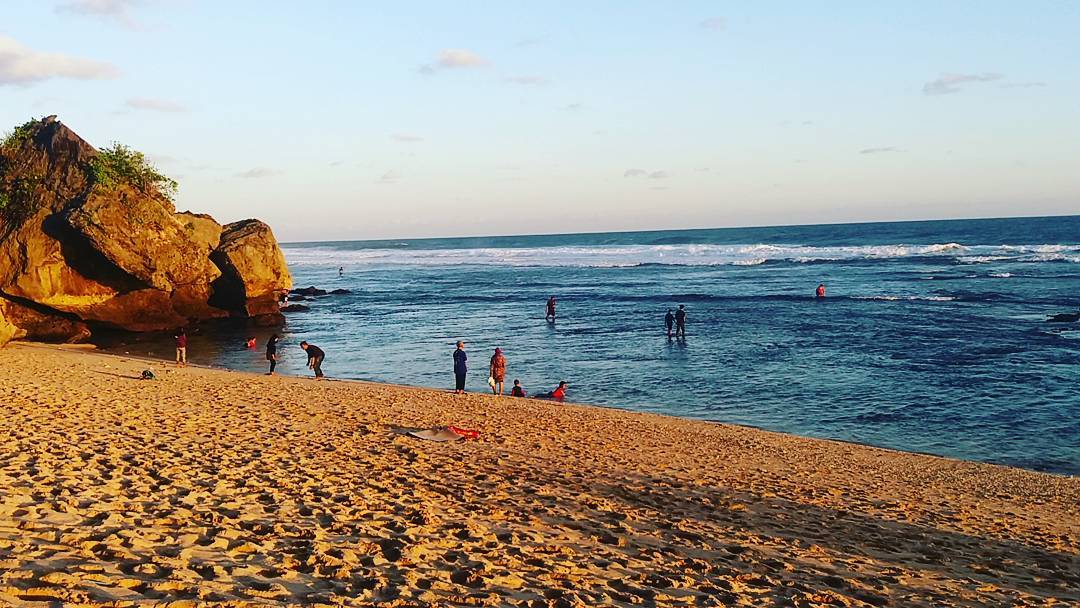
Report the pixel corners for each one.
[0,343,1077,607]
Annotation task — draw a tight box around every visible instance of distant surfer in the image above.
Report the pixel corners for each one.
[674,305,687,338]
[816,283,826,299]
[546,296,557,322]
[338,266,344,276]
[665,309,675,338]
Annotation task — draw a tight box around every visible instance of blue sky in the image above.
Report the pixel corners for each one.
[2,1,1078,241]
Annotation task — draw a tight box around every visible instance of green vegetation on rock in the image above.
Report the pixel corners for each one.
[0,118,39,150]
[87,143,178,203]
[0,174,43,225]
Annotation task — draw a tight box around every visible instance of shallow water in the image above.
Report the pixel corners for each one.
[112,216,1080,474]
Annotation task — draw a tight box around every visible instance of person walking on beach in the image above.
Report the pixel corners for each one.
[674,305,687,338]
[174,328,187,368]
[300,341,325,379]
[266,334,279,375]
[665,309,675,338]
[511,379,526,397]
[489,348,507,396]
[453,341,468,394]
[816,283,826,298]
[546,296,557,322]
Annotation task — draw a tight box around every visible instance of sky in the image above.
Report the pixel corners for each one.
[1,1,1078,242]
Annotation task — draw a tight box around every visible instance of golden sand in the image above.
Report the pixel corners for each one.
[0,343,1077,607]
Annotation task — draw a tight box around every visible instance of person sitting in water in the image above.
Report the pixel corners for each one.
[246,336,257,349]
[535,381,568,401]
[816,283,826,298]
[510,379,526,397]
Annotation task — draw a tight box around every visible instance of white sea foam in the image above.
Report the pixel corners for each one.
[282,242,1080,268]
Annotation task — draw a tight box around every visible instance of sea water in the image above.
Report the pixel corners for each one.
[120,216,1080,474]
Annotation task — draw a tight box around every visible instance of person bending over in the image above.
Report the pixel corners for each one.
[300,341,325,379]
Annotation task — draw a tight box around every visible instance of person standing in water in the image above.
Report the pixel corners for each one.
[546,296,557,322]
[665,309,675,338]
[300,341,325,379]
[339,266,344,277]
[674,305,687,338]
[816,283,826,298]
[266,334,279,375]
[453,341,468,394]
[174,328,187,368]
[489,348,506,396]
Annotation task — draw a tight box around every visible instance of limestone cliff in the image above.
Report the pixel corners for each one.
[0,116,292,342]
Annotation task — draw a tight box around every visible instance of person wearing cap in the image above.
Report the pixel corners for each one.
[453,341,468,394]
[489,347,507,396]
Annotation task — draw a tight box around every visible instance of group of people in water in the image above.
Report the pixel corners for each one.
[174,284,828,394]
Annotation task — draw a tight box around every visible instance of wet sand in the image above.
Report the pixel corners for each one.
[0,342,1077,607]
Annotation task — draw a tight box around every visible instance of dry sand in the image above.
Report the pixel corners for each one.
[0,342,1077,607]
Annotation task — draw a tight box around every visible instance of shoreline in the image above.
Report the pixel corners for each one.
[95,342,1077,480]
[2,341,1077,606]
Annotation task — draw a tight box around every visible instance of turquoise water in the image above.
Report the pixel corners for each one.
[121,216,1080,474]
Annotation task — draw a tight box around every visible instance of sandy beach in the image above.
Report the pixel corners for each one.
[0,343,1077,607]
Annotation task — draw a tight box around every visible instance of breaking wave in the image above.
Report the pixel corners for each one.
[283,242,1080,268]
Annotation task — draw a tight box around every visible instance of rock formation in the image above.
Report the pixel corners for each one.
[0,116,292,344]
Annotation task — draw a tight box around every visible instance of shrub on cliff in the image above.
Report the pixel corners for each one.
[88,143,178,203]
[0,118,38,151]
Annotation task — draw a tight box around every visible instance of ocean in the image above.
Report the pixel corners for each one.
[115,216,1080,475]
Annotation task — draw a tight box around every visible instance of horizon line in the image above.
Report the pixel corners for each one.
[281,212,1080,246]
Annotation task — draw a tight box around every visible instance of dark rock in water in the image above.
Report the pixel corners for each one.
[1047,312,1080,323]
[329,288,352,295]
[0,116,292,344]
[289,295,308,301]
[292,286,327,296]
[281,304,310,312]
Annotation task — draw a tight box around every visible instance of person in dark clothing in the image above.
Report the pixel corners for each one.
[674,305,687,338]
[546,296,557,322]
[511,379,526,397]
[664,309,675,338]
[266,334,280,375]
[453,341,468,394]
[300,341,325,379]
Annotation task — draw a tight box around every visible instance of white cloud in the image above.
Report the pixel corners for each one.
[700,17,725,31]
[859,147,900,155]
[234,168,282,179]
[418,49,489,74]
[505,75,548,86]
[0,35,119,86]
[56,0,139,28]
[437,48,488,68]
[126,97,187,112]
[625,169,669,179]
[391,133,424,142]
[922,72,1003,95]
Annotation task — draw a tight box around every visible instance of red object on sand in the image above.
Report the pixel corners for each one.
[449,426,480,440]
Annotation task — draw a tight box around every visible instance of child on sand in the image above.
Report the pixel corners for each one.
[266,334,279,375]
[511,379,526,397]
[174,328,187,368]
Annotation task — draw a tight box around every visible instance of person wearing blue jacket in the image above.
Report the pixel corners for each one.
[453,341,468,394]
